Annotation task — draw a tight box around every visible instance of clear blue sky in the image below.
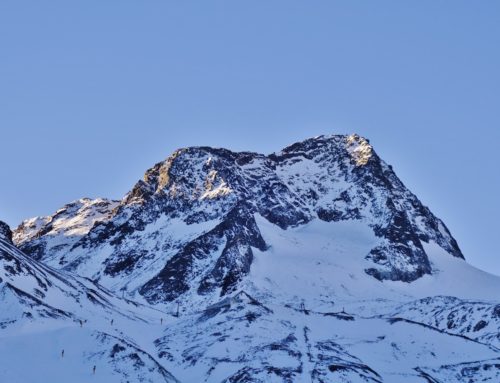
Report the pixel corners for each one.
[1,1,499,275]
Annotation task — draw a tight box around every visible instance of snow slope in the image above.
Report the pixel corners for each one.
[0,221,179,382]
[155,292,499,382]
[0,328,179,383]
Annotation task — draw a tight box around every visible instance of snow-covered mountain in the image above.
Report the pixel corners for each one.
[15,134,462,303]
[4,134,500,382]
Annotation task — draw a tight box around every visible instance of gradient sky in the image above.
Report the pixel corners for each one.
[1,1,499,275]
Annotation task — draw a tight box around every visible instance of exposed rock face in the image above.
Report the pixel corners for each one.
[13,134,463,304]
[0,221,12,244]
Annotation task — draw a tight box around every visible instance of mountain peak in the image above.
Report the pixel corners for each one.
[274,133,375,167]
[346,133,373,166]
[133,133,376,203]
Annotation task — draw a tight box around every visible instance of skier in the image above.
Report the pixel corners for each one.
[160,318,163,325]
[79,319,83,328]
[111,319,114,326]
[61,349,64,358]
[93,365,96,375]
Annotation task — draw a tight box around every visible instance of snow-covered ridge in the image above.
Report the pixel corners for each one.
[14,197,119,262]
[391,296,500,349]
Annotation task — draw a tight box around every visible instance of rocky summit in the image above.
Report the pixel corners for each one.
[2,134,500,382]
